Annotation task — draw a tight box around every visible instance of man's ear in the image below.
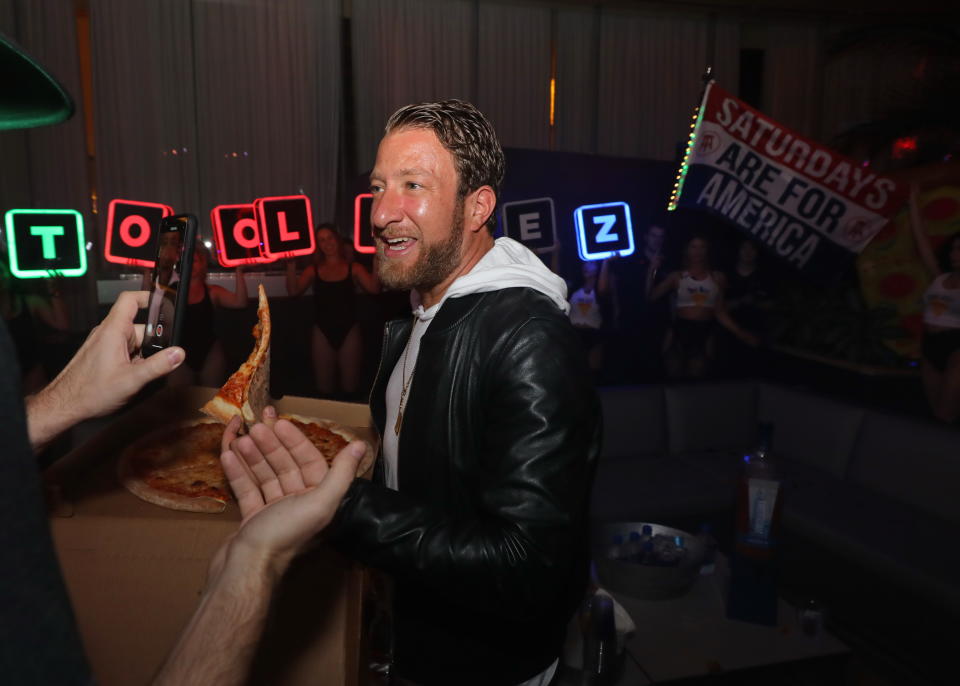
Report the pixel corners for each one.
[466,185,496,233]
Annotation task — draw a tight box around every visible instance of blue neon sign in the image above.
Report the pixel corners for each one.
[573,201,635,261]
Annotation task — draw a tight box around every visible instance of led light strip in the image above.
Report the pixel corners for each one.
[668,82,711,212]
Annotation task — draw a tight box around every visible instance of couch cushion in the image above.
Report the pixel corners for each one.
[783,476,960,613]
[664,383,757,455]
[597,385,666,460]
[675,451,744,490]
[590,456,732,522]
[758,384,864,479]
[677,452,837,497]
[847,411,960,524]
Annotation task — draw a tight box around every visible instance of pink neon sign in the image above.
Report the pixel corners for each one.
[353,193,376,255]
[104,199,174,267]
[210,203,276,267]
[255,195,315,260]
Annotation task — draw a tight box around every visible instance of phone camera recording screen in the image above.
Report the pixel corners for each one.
[143,226,185,355]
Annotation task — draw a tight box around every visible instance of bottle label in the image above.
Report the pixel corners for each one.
[746,477,779,546]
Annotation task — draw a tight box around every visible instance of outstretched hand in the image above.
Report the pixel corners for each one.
[215,408,364,576]
[154,407,363,686]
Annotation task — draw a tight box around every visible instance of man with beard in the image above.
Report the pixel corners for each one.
[227,100,601,685]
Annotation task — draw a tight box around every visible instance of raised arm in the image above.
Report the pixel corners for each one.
[907,183,941,278]
[209,267,249,309]
[285,261,314,296]
[647,265,678,302]
[604,262,622,327]
[25,291,184,451]
[351,262,381,294]
[598,258,612,295]
[326,317,600,619]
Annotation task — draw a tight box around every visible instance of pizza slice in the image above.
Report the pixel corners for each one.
[201,283,271,429]
[281,413,376,477]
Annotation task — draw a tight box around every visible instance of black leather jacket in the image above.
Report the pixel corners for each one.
[329,287,601,685]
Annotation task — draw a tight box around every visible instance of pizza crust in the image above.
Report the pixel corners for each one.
[199,393,243,426]
[117,418,230,513]
[119,469,227,514]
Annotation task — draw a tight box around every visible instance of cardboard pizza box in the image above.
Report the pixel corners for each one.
[44,385,378,686]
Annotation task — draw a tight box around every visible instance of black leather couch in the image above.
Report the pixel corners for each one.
[591,381,960,684]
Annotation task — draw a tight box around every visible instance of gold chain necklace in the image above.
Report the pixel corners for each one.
[394,317,419,436]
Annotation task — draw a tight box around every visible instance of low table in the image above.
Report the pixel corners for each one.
[562,554,849,684]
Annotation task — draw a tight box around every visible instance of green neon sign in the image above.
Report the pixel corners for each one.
[4,209,87,278]
[31,225,66,258]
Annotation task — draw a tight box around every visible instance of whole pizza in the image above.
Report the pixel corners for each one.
[121,287,374,513]
[118,415,374,513]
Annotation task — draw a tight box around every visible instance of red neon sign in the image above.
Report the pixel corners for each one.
[104,199,174,267]
[892,136,918,159]
[353,193,376,255]
[255,195,315,260]
[210,203,275,267]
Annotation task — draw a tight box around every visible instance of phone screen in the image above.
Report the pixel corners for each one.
[142,217,193,357]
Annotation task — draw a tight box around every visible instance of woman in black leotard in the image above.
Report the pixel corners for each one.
[161,244,249,386]
[286,223,379,396]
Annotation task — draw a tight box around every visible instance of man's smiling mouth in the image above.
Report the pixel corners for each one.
[380,235,418,254]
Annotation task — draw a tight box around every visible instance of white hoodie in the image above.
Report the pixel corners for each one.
[383,237,568,490]
[418,236,569,315]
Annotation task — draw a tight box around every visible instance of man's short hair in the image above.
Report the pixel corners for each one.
[385,99,505,231]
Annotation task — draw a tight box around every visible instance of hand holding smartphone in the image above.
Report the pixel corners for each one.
[141,214,198,358]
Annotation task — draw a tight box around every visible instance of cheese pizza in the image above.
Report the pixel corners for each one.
[201,283,271,428]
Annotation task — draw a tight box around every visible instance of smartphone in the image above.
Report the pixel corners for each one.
[141,214,197,357]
